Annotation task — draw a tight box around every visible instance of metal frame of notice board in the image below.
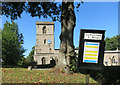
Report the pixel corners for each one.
[78,29,105,70]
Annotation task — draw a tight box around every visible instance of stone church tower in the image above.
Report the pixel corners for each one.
[34,22,56,65]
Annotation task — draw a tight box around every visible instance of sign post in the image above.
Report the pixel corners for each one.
[78,29,105,84]
[85,70,90,85]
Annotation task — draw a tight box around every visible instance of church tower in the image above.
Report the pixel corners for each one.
[34,22,55,65]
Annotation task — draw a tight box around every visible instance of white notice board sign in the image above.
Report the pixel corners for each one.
[84,33,102,40]
[83,41,100,63]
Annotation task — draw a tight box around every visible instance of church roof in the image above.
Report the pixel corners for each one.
[36,22,54,25]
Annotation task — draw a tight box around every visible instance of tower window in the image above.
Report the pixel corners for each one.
[42,26,46,34]
[112,56,115,64]
[44,39,46,44]
[41,57,46,65]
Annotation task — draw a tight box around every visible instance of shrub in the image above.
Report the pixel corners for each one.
[90,66,120,84]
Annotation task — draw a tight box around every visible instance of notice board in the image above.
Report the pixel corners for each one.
[78,29,105,70]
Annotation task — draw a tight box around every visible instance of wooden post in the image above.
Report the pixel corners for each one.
[85,70,90,85]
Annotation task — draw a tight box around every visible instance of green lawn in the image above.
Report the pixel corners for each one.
[2,68,99,84]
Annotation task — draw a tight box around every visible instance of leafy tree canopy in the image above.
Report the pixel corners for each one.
[105,35,120,50]
[2,2,61,21]
[2,2,82,21]
[25,46,35,65]
[2,21,26,66]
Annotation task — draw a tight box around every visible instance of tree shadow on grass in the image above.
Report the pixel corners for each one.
[78,66,120,84]
[33,59,56,69]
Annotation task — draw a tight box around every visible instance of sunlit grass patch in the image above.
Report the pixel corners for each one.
[2,68,99,84]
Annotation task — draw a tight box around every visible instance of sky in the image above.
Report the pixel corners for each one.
[1,2,118,58]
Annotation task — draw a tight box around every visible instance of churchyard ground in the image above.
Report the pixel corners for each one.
[2,67,99,84]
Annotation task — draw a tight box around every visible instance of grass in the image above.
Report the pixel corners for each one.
[2,67,99,84]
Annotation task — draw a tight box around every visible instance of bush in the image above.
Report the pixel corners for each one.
[34,66,38,69]
[2,65,21,68]
[70,55,78,72]
[90,66,120,84]
[22,61,37,68]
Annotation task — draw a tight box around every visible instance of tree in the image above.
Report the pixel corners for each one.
[2,1,83,73]
[0,29,2,63]
[105,35,120,50]
[25,46,36,65]
[2,21,26,66]
[58,1,76,74]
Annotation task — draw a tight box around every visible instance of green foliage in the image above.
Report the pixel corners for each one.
[0,29,2,47]
[25,46,36,66]
[0,29,2,40]
[70,55,78,72]
[90,66,120,84]
[2,21,26,66]
[18,57,26,66]
[2,2,83,21]
[2,2,61,21]
[105,35,120,50]
[0,29,2,63]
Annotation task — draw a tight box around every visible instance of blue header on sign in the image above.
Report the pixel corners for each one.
[86,43,99,46]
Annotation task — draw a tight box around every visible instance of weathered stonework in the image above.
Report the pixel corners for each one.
[103,49,120,66]
[34,22,58,65]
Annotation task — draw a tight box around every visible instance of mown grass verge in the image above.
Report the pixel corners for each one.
[2,68,99,84]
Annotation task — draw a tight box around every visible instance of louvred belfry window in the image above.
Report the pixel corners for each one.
[42,26,46,34]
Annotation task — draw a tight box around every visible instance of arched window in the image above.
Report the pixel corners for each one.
[44,39,46,44]
[42,26,46,34]
[41,57,46,65]
[112,56,115,64]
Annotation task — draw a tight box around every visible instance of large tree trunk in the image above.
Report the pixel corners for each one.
[57,0,76,74]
